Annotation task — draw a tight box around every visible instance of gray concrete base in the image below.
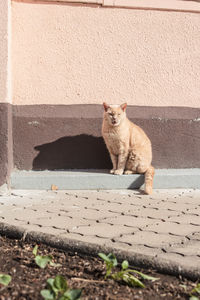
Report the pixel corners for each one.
[0,183,10,196]
[10,169,200,190]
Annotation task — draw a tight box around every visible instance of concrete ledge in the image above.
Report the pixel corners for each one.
[10,169,200,190]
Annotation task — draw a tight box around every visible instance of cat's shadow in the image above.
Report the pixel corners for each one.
[33,134,112,170]
[33,134,145,193]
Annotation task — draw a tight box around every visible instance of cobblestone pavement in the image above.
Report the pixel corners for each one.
[0,189,200,278]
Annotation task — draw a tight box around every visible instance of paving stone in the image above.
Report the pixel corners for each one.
[184,208,200,215]
[66,190,107,197]
[115,197,158,207]
[0,209,53,222]
[10,190,49,197]
[65,209,118,220]
[85,202,142,215]
[0,217,28,227]
[68,190,128,201]
[0,205,24,214]
[30,215,92,230]
[165,197,200,205]
[114,242,163,257]
[169,240,200,256]
[59,232,112,247]
[62,198,106,208]
[153,202,198,212]
[116,231,184,248]
[126,207,180,220]
[29,201,80,213]
[69,223,136,238]
[101,215,156,228]
[145,221,199,236]
[65,191,110,202]
[27,203,60,211]
[168,215,200,226]
[186,232,200,241]
[154,189,197,198]
[75,191,155,207]
[68,195,108,205]
[22,224,67,236]
[1,188,200,278]
[57,198,124,212]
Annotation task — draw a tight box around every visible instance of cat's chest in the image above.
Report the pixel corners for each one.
[104,130,121,141]
[104,130,126,152]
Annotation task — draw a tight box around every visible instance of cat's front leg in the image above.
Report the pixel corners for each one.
[114,153,128,175]
[110,153,118,174]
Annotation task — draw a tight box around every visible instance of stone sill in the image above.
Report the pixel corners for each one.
[11,169,200,189]
[27,0,200,13]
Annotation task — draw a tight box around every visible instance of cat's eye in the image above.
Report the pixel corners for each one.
[109,113,113,116]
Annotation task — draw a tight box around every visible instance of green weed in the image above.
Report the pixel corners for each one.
[33,245,61,269]
[98,252,159,288]
[0,274,12,286]
[41,275,82,300]
[189,283,200,300]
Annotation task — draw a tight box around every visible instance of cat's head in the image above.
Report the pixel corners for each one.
[103,102,127,126]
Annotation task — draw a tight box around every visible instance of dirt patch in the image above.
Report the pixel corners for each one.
[0,235,197,299]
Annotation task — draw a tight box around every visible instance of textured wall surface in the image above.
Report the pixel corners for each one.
[12,1,200,107]
[0,0,10,103]
[0,0,12,187]
[10,1,200,171]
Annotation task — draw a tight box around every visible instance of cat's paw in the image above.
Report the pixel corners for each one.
[124,170,134,175]
[114,169,124,175]
[110,169,115,174]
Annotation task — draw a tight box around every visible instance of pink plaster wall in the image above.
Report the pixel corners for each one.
[0,0,11,103]
[12,1,200,107]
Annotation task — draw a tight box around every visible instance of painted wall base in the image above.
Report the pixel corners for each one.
[11,169,200,190]
[0,103,12,186]
[0,104,200,187]
[13,105,200,170]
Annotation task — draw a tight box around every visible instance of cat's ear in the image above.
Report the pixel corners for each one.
[103,102,109,112]
[120,103,127,111]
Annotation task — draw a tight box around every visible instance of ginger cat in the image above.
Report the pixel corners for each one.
[102,102,154,195]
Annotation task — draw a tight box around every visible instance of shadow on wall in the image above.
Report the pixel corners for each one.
[33,134,112,170]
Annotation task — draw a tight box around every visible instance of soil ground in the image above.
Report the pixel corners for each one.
[0,235,197,300]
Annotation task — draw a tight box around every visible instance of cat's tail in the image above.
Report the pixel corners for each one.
[144,165,155,195]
